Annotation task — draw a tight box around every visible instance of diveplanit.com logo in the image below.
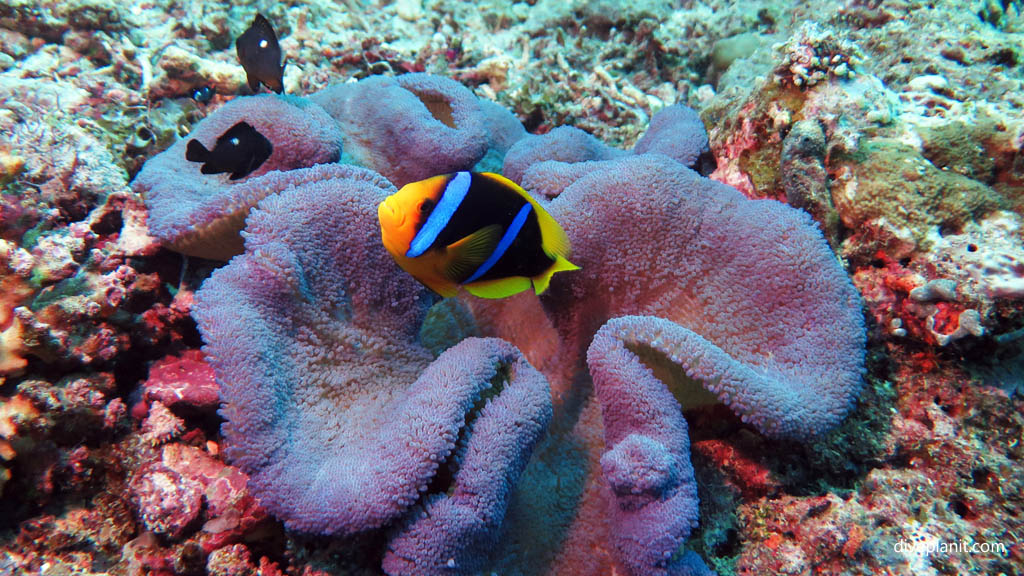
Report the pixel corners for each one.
[895,521,1008,558]
[893,538,1008,557]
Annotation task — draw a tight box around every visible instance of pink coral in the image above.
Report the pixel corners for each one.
[193,163,552,572]
[310,73,521,187]
[143,349,219,411]
[140,400,184,446]
[471,144,863,574]
[503,105,711,184]
[537,155,864,439]
[206,543,256,576]
[588,318,706,576]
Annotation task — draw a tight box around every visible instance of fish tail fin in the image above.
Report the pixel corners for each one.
[185,139,210,162]
[533,255,580,295]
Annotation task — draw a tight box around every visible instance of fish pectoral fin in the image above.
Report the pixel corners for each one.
[464,276,532,299]
[442,225,501,281]
[247,73,261,92]
[533,255,581,295]
[185,139,210,162]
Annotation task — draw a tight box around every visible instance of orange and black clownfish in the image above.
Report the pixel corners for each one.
[378,171,580,299]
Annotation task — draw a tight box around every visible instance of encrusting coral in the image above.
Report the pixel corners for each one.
[192,163,552,573]
[185,81,865,576]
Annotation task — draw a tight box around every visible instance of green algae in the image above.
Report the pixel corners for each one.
[833,138,1005,245]
[418,298,479,357]
[797,373,898,493]
[919,119,998,183]
[19,221,48,252]
[733,85,809,198]
[691,463,741,576]
[739,140,785,196]
[29,275,88,309]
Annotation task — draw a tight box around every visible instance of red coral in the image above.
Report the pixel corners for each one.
[143,349,219,411]
[691,438,779,499]
[160,443,269,552]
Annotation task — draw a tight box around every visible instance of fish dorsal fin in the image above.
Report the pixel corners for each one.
[480,172,572,259]
[464,276,532,299]
[442,224,501,282]
[252,14,278,43]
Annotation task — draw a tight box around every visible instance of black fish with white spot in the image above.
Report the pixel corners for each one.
[236,13,285,94]
[185,121,273,180]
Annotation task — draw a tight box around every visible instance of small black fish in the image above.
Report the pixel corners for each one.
[236,13,285,94]
[192,85,215,103]
[185,121,273,180]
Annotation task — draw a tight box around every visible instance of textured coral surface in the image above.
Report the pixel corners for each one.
[1,0,1022,575]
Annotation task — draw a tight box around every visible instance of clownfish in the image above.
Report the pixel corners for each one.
[378,171,580,299]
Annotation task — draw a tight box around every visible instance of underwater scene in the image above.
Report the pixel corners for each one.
[0,0,1022,574]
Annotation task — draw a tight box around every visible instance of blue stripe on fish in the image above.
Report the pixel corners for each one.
[407,171,472,258]
[464,202,533,284]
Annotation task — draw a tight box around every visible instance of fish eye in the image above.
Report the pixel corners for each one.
[418,199,434,214]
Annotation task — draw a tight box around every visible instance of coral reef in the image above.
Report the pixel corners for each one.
[1,1,1021,575]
